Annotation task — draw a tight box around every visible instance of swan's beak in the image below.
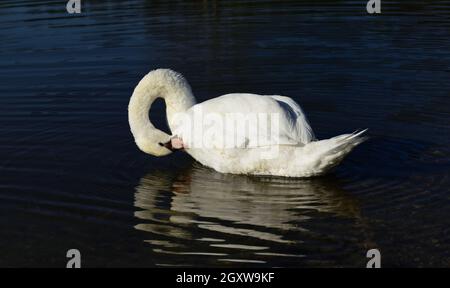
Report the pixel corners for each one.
[159,136,185,152]
[159,141,175,152]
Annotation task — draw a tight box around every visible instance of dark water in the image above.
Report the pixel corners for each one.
[1,0,449,267]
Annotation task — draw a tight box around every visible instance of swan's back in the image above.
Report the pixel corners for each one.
[173,93,315,149]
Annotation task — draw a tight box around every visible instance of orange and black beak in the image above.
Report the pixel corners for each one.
[159,141,174,152]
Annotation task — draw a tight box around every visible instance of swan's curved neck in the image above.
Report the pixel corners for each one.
[128,69,196,153]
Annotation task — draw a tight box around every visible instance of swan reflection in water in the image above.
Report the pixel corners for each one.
[134,164,372,266]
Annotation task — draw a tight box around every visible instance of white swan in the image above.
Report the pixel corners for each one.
[128,69,367,177]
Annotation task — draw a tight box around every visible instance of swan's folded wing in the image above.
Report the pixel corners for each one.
[173,93,314,149]
[269,95,316,144]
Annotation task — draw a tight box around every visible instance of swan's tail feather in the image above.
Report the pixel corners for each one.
[301,129,368,176]
[331,129,369,150]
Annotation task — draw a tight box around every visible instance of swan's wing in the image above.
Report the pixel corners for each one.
[173,93,314,149]
[269,95,316,144]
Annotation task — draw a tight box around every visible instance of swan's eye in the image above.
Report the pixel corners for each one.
[158,142,164,146]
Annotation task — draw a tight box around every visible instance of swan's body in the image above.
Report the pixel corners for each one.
[129,69,366,177]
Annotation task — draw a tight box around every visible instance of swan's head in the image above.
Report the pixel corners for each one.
[133,128,174,157]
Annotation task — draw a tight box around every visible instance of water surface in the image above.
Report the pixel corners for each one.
[1,0,449,267]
